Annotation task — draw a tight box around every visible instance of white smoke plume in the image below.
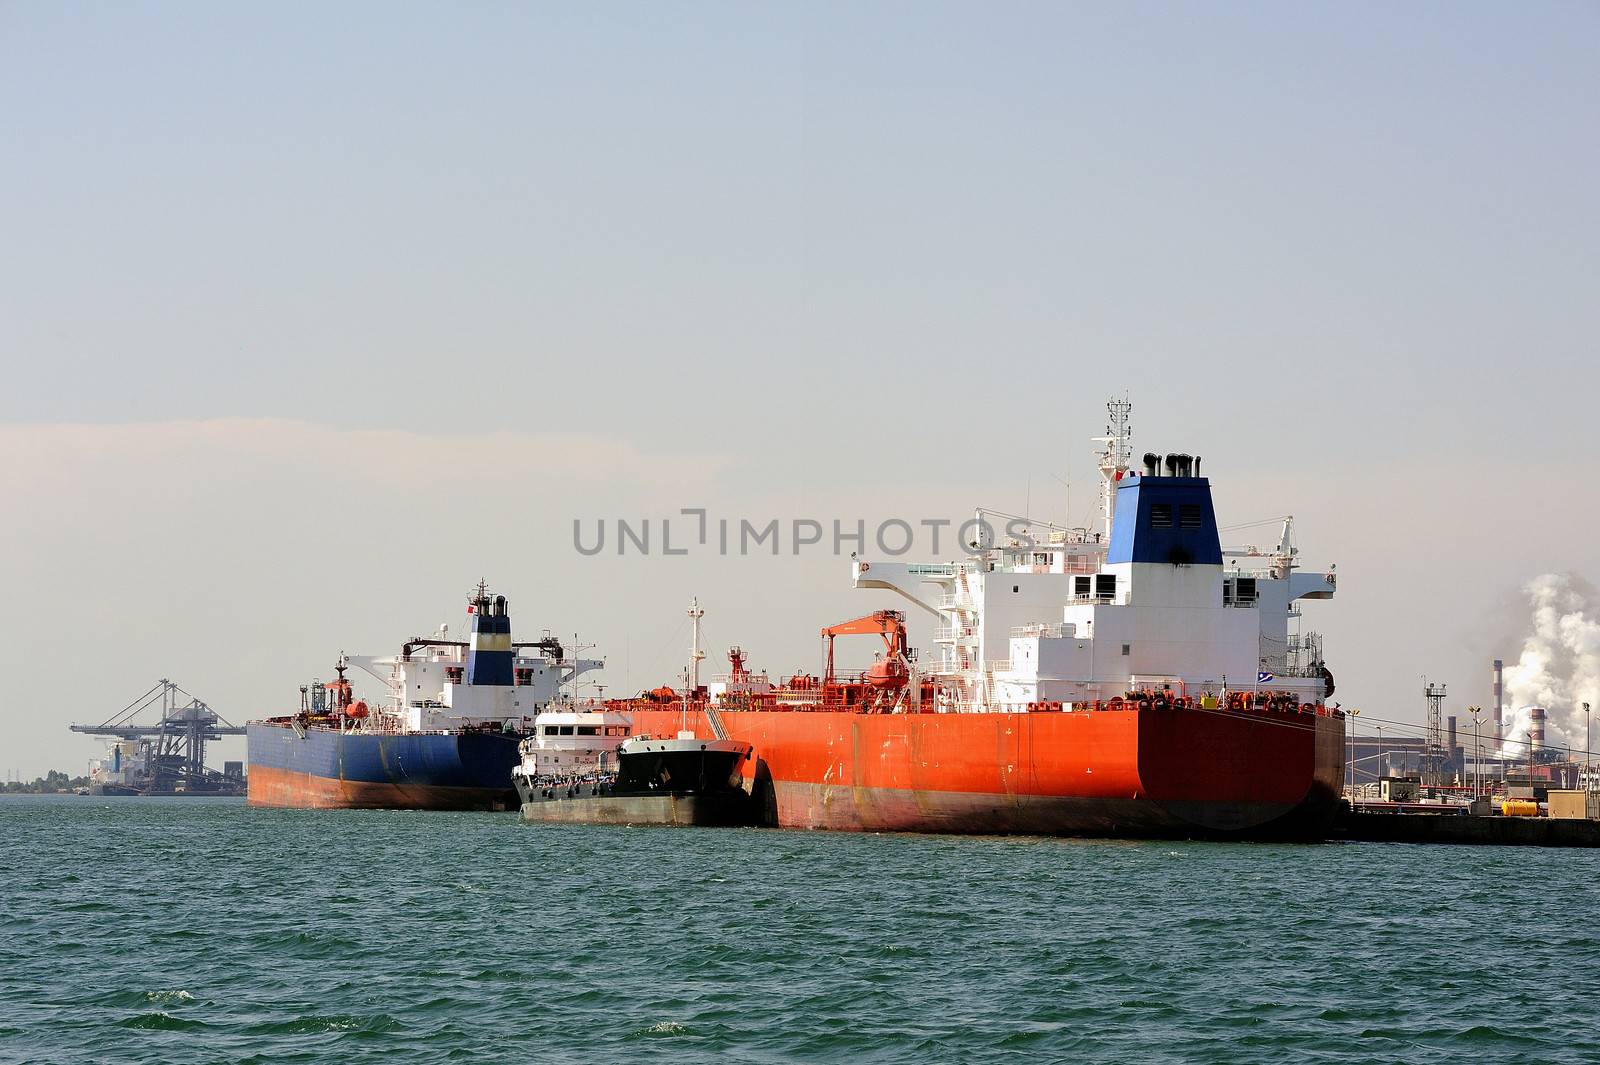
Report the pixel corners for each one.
[1499,573,1600,759]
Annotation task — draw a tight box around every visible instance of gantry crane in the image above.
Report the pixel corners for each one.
[69,680,246,794]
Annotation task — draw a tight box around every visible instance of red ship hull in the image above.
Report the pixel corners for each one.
[628,704,1344,839]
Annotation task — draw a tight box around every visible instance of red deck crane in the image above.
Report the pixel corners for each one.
[820,610,911,707]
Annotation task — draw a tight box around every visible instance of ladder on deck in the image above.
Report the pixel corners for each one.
[702,702,731,741]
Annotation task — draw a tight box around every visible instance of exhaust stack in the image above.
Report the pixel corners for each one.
[465,588,515,686]
[1493,658,1504,752]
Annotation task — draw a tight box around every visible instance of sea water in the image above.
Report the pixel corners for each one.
[3,794,1596,1064]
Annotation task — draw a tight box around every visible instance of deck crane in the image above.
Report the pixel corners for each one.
[820,610,917,712]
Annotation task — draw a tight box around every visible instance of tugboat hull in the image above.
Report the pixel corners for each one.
[519,791,755,827]
[514,736,757,827]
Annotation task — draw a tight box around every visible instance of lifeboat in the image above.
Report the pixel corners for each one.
[865,658,908,690]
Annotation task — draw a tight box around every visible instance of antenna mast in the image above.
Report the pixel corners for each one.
[1092,396,1133,540]
[1423,681,1449,785]
[687,597,705,691]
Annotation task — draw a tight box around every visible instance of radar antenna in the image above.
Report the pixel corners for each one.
[1092,395,1133,540]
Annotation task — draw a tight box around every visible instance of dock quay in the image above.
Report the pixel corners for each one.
[1332,807,1600,848]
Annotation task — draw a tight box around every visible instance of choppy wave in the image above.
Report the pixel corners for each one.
[116,1012,209,1031]
[2,795,1599,1063]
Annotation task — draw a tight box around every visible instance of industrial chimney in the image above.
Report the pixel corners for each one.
[1447,715,1462,780]
[1529,706,1547,754]
[1493,659,1504,752]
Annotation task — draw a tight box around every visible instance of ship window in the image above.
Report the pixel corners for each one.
[559,726,575,736]
[577,726,599,736]
[1073,575,1092,599]
[1180,504,1202,529]
[1122,644,1131,656]
[543,726,558,736]
[1151,503,1173,528]
[1012,585,1019,593]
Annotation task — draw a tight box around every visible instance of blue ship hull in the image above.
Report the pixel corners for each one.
[247,723,522,810]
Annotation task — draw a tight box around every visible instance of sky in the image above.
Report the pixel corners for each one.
[2,2,1597,776]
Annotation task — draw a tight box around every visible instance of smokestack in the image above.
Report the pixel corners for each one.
[1530,706,1547,754]
[466,589,515,686]
[1493,658,1504,751]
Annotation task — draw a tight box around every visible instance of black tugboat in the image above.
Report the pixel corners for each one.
[517,597,761,827]
[515,733,758,827]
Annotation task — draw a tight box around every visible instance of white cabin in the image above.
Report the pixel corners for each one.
[346,588,604,733]
[513,703,632,780]
[851,401,1338,711]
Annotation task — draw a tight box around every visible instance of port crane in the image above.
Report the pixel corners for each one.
[69,679,245,794]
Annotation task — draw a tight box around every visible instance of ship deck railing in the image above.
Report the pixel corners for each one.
[1009,558,1101,574]
[1009,623,1081,639]
[656,696,1338,718]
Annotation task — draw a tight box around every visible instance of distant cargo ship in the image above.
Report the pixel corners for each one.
[625,400,1345,839]
[247,586,602,810]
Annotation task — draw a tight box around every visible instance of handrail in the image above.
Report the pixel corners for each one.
[703,703,731,741]
[1010,623,1079,639]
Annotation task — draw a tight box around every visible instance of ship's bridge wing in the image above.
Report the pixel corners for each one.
[850,559,951,618]
[563,656,606,682]
[346,655,402,689]
[1289,570,1337,601]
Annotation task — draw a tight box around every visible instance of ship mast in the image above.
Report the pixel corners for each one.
[687,596,705,691]
[1092,396,1133,541]
[1270,516,1298,577]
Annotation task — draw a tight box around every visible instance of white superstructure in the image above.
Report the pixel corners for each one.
[88,740,146,790]
[342,587,604,733]
[344,642,604,732]
[852,399,1339,711]
[511,704,632,783]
